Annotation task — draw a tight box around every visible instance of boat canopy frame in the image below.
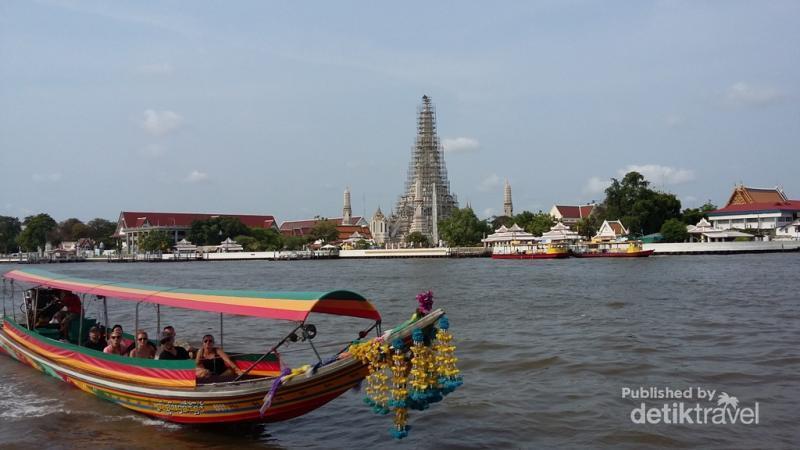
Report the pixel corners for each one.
[3,268,382,323]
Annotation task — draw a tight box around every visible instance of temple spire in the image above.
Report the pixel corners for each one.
[342,186,352,225]
[504,179,513,217]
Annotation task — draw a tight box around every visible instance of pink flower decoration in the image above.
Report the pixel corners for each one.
[416,290,434,314]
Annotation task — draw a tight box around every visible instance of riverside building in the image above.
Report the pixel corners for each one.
[114,211,278,254]
[707,185,800,235]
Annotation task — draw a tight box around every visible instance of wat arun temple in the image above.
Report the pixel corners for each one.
[370,95,459,245]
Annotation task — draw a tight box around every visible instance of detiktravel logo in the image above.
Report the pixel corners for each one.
[622,386,760,425]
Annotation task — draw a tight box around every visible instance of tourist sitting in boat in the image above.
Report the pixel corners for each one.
[195,334,242,381]
[83,326,106,352]
[156,331,190,360]
[58,290,82,340]
[129,330,156,359]
[103,331,126,355]
[162,325,196,358]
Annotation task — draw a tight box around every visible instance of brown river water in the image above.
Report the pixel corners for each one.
[0,255,798,449]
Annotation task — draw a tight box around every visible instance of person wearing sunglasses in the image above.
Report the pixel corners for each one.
[129,330,156,359]
[195,334,242,380]
[103,331,126,355]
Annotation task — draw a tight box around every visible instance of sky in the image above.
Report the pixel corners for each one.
[1,1,798,223]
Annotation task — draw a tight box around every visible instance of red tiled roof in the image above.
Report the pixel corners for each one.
[336,225,372,241]
[709,201,800,215]
[119,212,277,230]
[554,205,594,219]
[279,217,363,236]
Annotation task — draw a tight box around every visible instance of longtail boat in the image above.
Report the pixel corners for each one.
[0,268,457,433]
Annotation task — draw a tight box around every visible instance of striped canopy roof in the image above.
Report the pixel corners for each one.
[3,268,381,322]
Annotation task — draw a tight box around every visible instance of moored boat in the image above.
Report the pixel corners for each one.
[491,243,570,259]
[0,268,460,435]
[570,241,654,258]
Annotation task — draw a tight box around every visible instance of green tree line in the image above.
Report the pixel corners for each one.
[0,214,117,253]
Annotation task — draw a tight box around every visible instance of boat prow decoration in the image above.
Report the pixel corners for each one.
[347,290,462,439]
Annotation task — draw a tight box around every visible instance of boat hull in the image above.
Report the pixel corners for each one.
[491,252,569,259]
[0,311,442,424]
[571,250,654,258]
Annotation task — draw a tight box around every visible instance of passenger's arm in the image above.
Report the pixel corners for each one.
[217,349,242,374]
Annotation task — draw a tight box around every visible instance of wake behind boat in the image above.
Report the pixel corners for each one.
[0,269,461,438]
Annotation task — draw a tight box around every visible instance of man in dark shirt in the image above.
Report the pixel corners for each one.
[156,331,190,360]
[84,326,107,351]
[59,290,82,340]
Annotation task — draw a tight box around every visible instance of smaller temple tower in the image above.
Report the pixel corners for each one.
[504,179,513,217]
[370,207,387,245]
[342,187,352,225]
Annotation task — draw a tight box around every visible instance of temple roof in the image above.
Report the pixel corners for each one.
[725,185,787,206]
[552,204,594,219]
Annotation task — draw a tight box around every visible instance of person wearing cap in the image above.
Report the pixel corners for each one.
[156,331,190,360]
[84,326,106,351]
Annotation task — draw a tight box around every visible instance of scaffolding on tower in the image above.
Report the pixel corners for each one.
[389,95,459,243]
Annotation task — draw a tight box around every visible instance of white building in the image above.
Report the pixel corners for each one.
[369,207,388,245]
[594,220,629,242]
[481,224,538,249]
[687,218,754,242]
[539,222,582,243]
[707,185,800,234]
[776,219,800,240]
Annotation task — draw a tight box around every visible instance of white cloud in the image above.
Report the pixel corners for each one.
[620,164,695,185]
[138,63,173,75]
[725,82,784,106]
[483,207,496,218]
[32,173,62,183]
[139,143,166,158]
[183,170,209,183]
[477,173,501,192]
[141,109,184,136]
[583,176,609,195]
[442,137,480,154]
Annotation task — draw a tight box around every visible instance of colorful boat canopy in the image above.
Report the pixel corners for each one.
[3,268,381,322]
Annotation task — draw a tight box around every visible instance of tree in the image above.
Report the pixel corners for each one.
[575,215,599,238]
[512,210,555,236]
[600,171,682,235]
[57,218,91,242]
[139,231,173,252]
[660,218,689,242]
[405,231,430,248]
[87,218,117,248]
[681,202,718,225]
[16,214,58,251]
[250,227,283,250]
[490,215,514,230]
[0,216,22,254]
[308,220,339,243]
[437,207,491,246]
[355,239,370,250]
[234,235,259,251]
[281,235,306,250]
[528,213,556,236]
[188,217,250,245]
